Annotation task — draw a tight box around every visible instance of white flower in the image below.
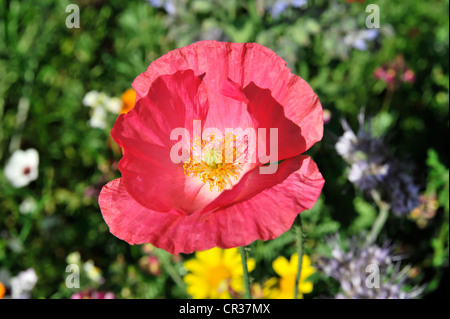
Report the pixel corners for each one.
[335,130,358,161]
[348,161,389,183]
[83,91,122,128]
[348,162,364,183]
[104,97,122,114]
[88,106,107,129]
[344,29,378,51]
[66,251,81,265]
[83,260,103,284]
[10,268,38,299]
[96,92,110,106]
[19,198,37,215]
[4,148,39,188]
[82,90,100,107]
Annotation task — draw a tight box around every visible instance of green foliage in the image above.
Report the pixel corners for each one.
[426,149,450,214]
[349,197,377,234]
[426,150,449,268]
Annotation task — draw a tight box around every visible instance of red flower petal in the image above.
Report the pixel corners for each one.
[114,69,208,149]
[99,155,324,254]
[111,70,213,213]
[219,78,307,160]
[101,42,325,253]
[132,41,323,150]
[244,81,307,161]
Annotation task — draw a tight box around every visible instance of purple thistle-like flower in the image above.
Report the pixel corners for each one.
[384,168,421,216]
[335,112,421,216]
[318,236,424,299]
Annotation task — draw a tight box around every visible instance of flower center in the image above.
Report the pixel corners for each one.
[206,265,232,290]
[23,166,31,175]
[183,133,247,192]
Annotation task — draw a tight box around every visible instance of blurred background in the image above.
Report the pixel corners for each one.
[0,0,448,299]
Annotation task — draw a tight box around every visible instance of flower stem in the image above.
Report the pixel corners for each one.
[153,248,187,297]
[294,214,304,299]
[239,246,252,299]
[366,190,390,246]
[381,86,394,113]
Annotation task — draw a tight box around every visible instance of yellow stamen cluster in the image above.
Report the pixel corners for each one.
[183,133,242,191]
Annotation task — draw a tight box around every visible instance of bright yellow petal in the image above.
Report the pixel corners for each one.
[263,277,280,299]
[247,258,255,272]
[272,256,291,277]
[288,253,299,273]
[223,248,241,270]
[230,276,244,293]
[289,254,314,279]
[299,280,313,294]
[230,257,255,294]
[302,255,312,268]
[184,259,206,275]
[223,247,239,260]
[300,265,315,281]
[217,290,232,299]
[196,247,222,267]
[184,273,205,286]
[185,274,209,298]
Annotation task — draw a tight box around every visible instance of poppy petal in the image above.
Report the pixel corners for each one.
[132,41,322,150]
[111,70,213,213]
[99,155,324,254]
[244,81,307,160]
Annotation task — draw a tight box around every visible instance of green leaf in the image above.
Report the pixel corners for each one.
[350,197,378,233]
[371,111,396,137]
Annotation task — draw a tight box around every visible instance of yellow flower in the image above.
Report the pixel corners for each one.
[120,88,136,114]
[263,253,315,299]
[183,247,255,299]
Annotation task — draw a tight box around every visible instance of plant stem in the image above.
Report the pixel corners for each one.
[366,190,390,246]
[294,214,304,299]
[381,87,394,113]
[154,248,186,296]
[239,246,252,299]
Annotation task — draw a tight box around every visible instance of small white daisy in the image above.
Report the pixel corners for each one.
[4,148,39,188]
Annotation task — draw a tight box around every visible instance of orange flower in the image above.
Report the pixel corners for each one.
[0,282,5,299]
[120,88,136,114]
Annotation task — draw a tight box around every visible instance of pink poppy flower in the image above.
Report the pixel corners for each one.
[99,41,325,254]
